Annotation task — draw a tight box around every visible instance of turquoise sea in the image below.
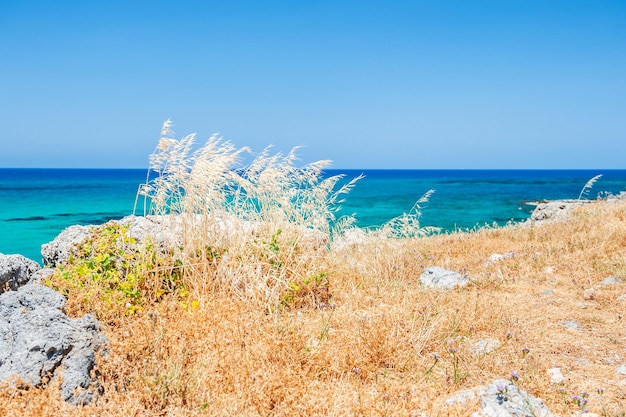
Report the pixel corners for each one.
[1,169,626,263]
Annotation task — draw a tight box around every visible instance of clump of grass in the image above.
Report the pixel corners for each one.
[132,120,361,307]
[135,119,359,234]
[19,123,626,416]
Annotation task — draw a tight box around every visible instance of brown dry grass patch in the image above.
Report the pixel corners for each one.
[2,200,626,416]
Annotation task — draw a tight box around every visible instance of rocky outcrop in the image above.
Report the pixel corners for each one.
[420,267,470,290]
[472,379,557,417]
[528,193,626,225]
[118,215,183,247]
[39,217,179,268]
[528,200,588,223]
[0,284,107,405]
[28,267,55,285]
[41,225,92,267]
[0,253,41,292]
[446,379,557,417]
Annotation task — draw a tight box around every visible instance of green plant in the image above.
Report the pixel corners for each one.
[47,223,186,319]
[281,270,332,309]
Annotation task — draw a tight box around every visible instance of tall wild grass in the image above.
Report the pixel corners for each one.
[20,122,626,416]
[133,120,361,306]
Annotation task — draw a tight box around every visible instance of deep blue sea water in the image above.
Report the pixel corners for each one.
[1,169,625,263]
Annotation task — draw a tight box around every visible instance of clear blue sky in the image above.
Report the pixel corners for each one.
[1,1,625,169]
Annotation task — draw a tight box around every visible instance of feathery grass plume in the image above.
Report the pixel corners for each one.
[23,176,626,415]
[578,174,603,200]
[133,120,361,305]
[377,189,439,238]
[135,122,360,236]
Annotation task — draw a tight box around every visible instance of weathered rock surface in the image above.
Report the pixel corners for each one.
[561,320,582,331]
[485,251,515,266]
[446,385,487,406]
[471,379,557,417]
[470,338,502,356]
[528,193,626,225]
[118,215,183,247]
[41,225,92,267]
[601,276,622,286]
[0,253,41,293]
[0,284,107,405]
[420,267,470,290]
[28,267,55,285]
[40,217,180,268]
[547,367,565,384]
[528,200,588,223]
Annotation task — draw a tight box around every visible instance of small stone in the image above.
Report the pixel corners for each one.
[547,368,564,384]
[470,338,502,356]
[420,267,469,290]
[471,379,557,417]
[601,276,622,285]
[583,288,595,300]
[541,289,555,296]
[561,320,581,330]
[616,364,626,375]
[485,251,515,265]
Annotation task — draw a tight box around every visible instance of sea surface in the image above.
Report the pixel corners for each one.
[1,169,626,263]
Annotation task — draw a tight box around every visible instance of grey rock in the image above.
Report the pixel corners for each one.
[486,252,515,266]
[547,368,564,384]
[420,267,470,290]
[561,320,581,330]
[0,253,41,293]
[41,225,92,267]
[471,379,557,417]
[40,216,188,269]
[0,284,107,405]
[616,364,626,375]
[575,357,591,367]
[446,385,487,406]
[39,217,171,269]
[601,276,622,286]
[471,338,502,356]
[528,200,588,224]
[118,215,184,248]
[28,268,55,285]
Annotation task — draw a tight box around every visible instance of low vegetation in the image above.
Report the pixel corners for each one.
[2,123,625,416]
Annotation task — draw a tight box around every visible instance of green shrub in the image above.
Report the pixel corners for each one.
[48,223,187,320]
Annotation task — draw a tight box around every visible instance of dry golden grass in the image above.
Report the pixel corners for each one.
[3,199,626,416]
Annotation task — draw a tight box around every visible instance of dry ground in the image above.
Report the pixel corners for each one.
[2,199,626,416]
